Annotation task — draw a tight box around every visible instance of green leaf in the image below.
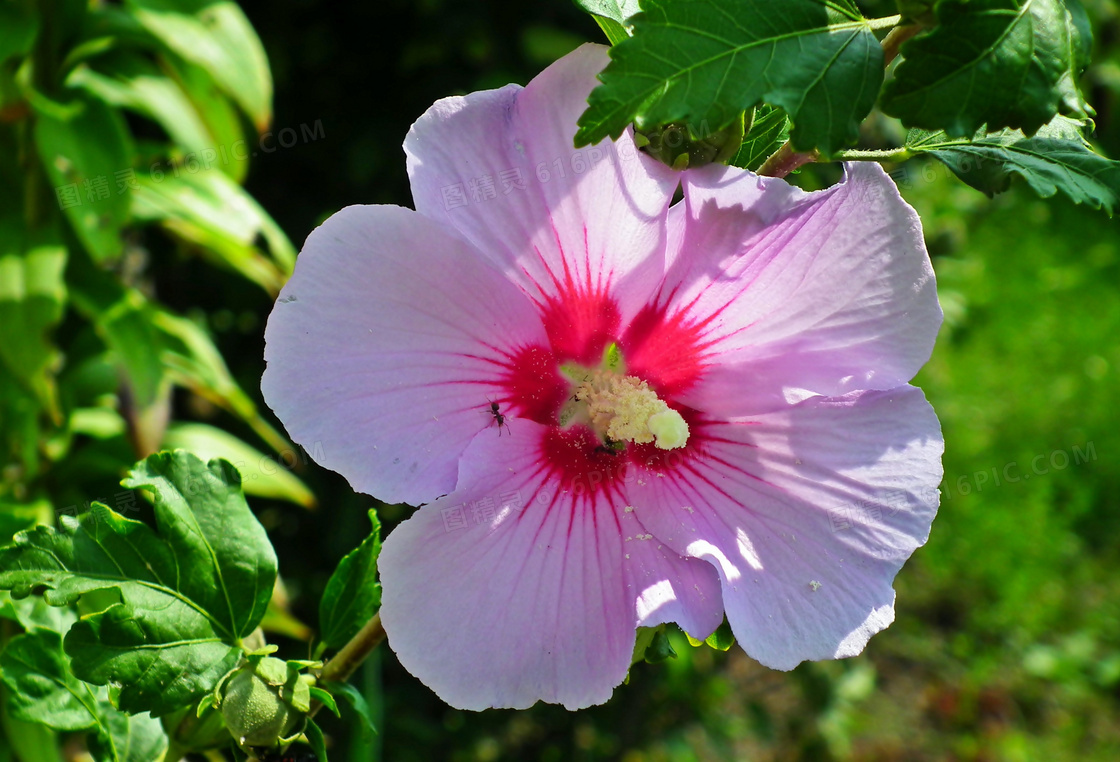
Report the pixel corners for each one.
[34,97,133,263]
[729,104,791,171]
[318,511,382,652]
[0,631,170,761]
[123,0,273,131]
[881,0,1093,138]
[66,251,292,455]
[574,0,641,44]
[153,310,294,455]
[163,423,316,508]
[131,169,295,291]
[643,627,677,663]
[0,499,51,549]
[0,586,78,634]
[575,0,642,25]
[906,117,1120,214]
[684,617,735,650]
[87,708,169,762]
[68,52,216,158]
[329,681,377,742]
[308,686,339,717]
[168,54,250,183]
[304,717,328,762]
[0,630,100,731]
[0,451,278,715]
[575,0,883,155]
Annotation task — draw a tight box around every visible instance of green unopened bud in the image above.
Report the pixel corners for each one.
[220,657,303,750]
[636,110,751,170]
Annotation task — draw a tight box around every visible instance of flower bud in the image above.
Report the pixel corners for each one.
[220,657,303,750]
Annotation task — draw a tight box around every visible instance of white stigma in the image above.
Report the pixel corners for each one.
[573,372,689,450]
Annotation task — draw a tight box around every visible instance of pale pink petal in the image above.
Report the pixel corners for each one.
[262,205,546,505]
[378,421,635,710]
[657,162,940,415]
[619,505,724,639]
[405,43,677,308]
[625,386,942,670]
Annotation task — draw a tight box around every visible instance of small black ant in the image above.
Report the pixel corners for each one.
[488,400,510,436]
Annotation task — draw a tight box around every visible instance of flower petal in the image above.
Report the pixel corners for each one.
[620,505,724,639]
[262,205,546,505]
[378,421,636,710]
[626,386,942,670]
[405,43,676,307]
[663,162,940,414]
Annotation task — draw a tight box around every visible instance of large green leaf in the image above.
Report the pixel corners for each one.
[575,0,883,155]
[318,511,381,652]
[123,0,272,131]
[882,0,1093,137]
[34,97,133,264]
[0,630,169,761]
[0,451,277,715]
[906,117,1120,214]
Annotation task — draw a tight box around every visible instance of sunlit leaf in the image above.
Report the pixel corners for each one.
[131,169,295,291]
[576,0,882,154]
[729,104,791,171]
[906,116,1120,214]
[318,510,381,652]
[123,0,273,131]
[0,451,277,715]
[163,422,316,508]
[882,0,1093,137]
[0,630,169,761]
[34,97,133,263]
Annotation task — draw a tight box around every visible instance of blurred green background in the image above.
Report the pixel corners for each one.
[2,0,1119,760]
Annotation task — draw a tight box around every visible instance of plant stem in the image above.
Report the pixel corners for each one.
[756,16,923,178]
[866,14,902,31]
[836,147,914,161]
[756,142,820,178]
[317,613,386,690]
[881,23,923,66]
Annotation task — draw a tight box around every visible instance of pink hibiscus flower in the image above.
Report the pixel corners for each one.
[262,44,943,711]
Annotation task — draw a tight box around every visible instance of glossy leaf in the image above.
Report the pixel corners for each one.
[882,0,1093,137]
[574,0,641,43]
[130,169,295,292]
[0,630,100,732]
[729,104,791,171]
[0,630,170,761]
[318,510,382,652]
[907,117,1120,214]
[0,451,277,715]
[123,0,273,131]
[576,0,883,154]
[68,53,216,160]
[330,681,377,742]
[163,422,316,508]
